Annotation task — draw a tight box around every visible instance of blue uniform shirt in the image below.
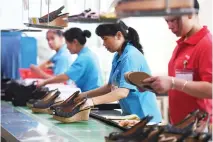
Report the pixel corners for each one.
[65,47,102,92]
[50,44,73,75]
[108,43,162,123]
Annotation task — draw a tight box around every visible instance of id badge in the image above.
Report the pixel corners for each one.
[175,69,193,81]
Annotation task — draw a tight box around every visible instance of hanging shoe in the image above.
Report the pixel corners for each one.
[39,6,65,23]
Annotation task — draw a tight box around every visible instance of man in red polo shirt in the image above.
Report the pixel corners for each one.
[143,0,212,125]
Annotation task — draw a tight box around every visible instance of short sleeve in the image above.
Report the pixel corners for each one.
[198,44,212,82]
[108,65,114,85]
[118,57,139,91]
[53,57,70,75]
[64,56,86,82]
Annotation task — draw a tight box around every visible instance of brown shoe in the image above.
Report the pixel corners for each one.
[48,91,80,115]
[53,98,91,123]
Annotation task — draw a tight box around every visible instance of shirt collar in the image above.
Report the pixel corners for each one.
[176,26,210,46]
[78,47,89,55]
[113,42,131,64]
[57,44,67,54]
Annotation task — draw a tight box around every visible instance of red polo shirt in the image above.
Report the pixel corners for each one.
[168,26,212,124]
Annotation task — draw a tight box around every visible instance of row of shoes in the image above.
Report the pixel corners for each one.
[28,90,91,123]
[1,79,91,123]
[29,6,117,27]
[105,109,212,142]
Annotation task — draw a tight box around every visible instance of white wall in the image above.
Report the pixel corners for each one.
[0,0,212,82]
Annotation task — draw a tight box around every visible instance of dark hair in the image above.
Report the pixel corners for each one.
[47,30,64,37]
[63,28,91,45]
[194,0,199,14]
[95,21,144,54]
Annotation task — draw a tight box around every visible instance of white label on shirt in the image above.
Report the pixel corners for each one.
[175,71,193,81]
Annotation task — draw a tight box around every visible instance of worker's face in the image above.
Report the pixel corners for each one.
[46,32,63,50]
[101,32,124,53]
[66,39,78,54]
[165,15,194,37]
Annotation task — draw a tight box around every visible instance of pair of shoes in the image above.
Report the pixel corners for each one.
[52,94,91,123]
[31,89,61,113]
[48,91,80,115]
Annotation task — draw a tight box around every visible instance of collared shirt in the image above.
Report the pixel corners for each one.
[65,47,103,92]
[50,44,73,75]
[108,43,162,123]
[168,26,212,124]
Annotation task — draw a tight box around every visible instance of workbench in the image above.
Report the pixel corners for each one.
[1,101,122,142]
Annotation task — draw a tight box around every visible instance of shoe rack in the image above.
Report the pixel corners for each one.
[20,0,198,29]
[115,0,198,18]
[23,0,66,30]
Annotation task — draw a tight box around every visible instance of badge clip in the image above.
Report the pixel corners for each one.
[183,60,188,69]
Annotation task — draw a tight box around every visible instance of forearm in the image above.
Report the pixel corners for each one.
[86,84,112,98]
[173,78,212,99]
[43,74,69,85]
[92,88,129,105]
[37,70,53,79]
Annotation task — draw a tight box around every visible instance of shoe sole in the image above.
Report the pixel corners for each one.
[31,108,49,113]
[26,102,33,108]
[48,109,53,115]
[53,109,91,123]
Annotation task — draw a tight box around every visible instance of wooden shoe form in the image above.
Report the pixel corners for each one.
[115,0,194,12]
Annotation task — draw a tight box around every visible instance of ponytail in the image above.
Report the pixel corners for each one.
[127,27,144,54]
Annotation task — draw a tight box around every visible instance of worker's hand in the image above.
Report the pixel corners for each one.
[36,81,46,88]
[84,98,94,107]
[118,120,140,127]
[74,93,87,102]
[30,64,40,73]
[143,76,172,94]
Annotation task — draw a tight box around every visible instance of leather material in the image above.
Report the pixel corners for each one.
[54,97,87,118]
[32,90,60,109]
[50,91,80,111]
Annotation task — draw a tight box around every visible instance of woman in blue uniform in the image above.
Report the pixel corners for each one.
[37,28,103,92]
[30,30,73,78]
[76,21,162,123]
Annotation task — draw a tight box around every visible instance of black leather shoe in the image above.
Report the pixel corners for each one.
[106,115,153,141]
[31,89,61,113]
[53,97,90,123]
